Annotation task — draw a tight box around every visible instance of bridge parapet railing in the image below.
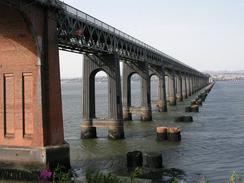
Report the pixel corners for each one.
[54,1,164,54]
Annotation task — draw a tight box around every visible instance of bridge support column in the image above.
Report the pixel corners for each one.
[202,78,205,88]
[168,71,176,105]
[192,77,195,93]
[0,5,70,171]
[198,78,202,91]
[190,76,194,94]
[187,76,192,96]
[122,63,132,121]
[176,74,183,102]
[193,77,197,93]
[122,62,152,121]
[157,67,167,112]
[182,74,187,99]
[198,78,201,90]
[201,78,205,89]
[81,54,124,139]
[141,67,152,121]
[196,77,199,91]
[81,54,97,139]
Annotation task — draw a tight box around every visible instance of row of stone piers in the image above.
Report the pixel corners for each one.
[0,2,209,175]
[80,53,209,139]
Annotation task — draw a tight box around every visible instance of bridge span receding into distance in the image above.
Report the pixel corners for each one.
[0,0,209,171]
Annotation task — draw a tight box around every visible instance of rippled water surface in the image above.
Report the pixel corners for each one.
[61,80,244,182]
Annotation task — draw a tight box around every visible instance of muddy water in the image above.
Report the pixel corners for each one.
[61,80,244,182]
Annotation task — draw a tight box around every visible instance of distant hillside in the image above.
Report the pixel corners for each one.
[205,70,244,81]
[205,70,244,75]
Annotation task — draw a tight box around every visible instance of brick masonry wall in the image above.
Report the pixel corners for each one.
[0,3,64,147]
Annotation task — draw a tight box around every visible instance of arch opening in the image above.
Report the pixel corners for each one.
[93,70,109,119]
[129,73,142,120]
[130,73,141,107]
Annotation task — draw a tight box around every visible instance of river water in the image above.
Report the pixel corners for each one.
[61,79,244,182]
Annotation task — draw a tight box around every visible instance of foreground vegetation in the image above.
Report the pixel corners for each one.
[1,166,243,183]
[85,170,244,183]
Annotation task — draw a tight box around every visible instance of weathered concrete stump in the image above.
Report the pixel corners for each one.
[198,92,208,101]
[196,99,202,106]
[108,126,125,139]
[174,116,184,122]
[191,100,197,105]
[127,151,143,169]
[144,152,163,168]
[156,127,168,141]
[199,93,207,99]
[185,106,192,112]
[175,116,193,122]
[199,95,207,102]
[191,105,199,112]
[141,109,153,121]
[123,109,132,121]
[167,128,181,142]
[205,89,210,93]
[81,126,97,139]
[183,116,193,122]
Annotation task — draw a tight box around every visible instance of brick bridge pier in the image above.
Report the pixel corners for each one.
[0,1,69,170]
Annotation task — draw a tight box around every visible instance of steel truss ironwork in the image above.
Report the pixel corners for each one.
[2,0,207,78]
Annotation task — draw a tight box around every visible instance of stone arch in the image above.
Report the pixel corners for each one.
[148,67,167,112]
[89,69,109,119]
[81,54,124,139]
[128,72,141,107]
[128,71,138,81]
[122,62,152,121]
[149,74,159,102]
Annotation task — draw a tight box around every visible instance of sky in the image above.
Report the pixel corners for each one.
[59,0,244,78]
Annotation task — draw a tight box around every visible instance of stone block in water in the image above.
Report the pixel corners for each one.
[80,126,97,139]
[201,96,207,102]
[144,152,163,168]
[156,127,168,141]
[191,100,197,105]
[191,105,199,112]
[175,116,193,122]
[167,128,181,142]
[196,99,202,106]
[174,116,184,122]
[183,116,193,122]
[127,151,143,168]
[185,106,192,112]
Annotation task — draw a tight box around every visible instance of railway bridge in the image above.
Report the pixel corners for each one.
[0,0,209,170]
